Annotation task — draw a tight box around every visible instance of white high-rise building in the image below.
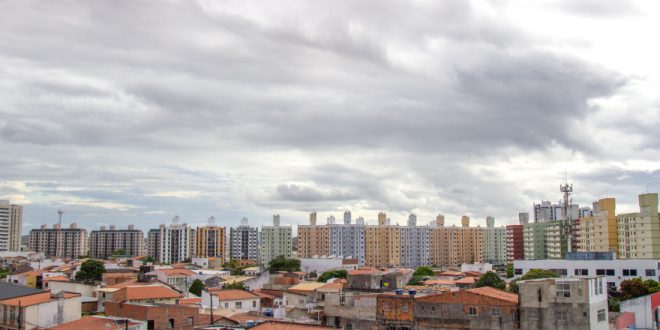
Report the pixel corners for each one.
[0,200,22,252]
[259,215,292,266]
[328,212,366,265]
[400,213,430,268]
[484,216,507,265]
[147,216,195,264]
[229,217,259,261]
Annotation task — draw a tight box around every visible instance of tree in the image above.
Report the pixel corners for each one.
[145,256,155,263]
[189,279,204,297]
[111,249,126,256]
[509,269,558,293]
[476,271,506,290]
[644,279,660,294]
[413,266,435,277]
[75,259,105,282]
[407,277,424,285]
[506,264,514,278]
[309,271,318,279]
[620,278,649,300]
[268,255,301,273]
[317,269,348,282]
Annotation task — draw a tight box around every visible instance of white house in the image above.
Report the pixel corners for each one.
[202,289,260,315]
[300,256,359,275]
[0,284,81,330]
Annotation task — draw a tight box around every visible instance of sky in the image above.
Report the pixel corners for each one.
[1,0,660,233]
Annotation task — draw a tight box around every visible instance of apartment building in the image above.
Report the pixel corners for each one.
[578,198,618,255]
[519,276,608,330]
[545,220,567,259]
[617,193,660,259]
[88,225,144,259]
[28,223,88,259]
[365,212,401,268]
[147,217,195,264]
[328,212,366,265]
[523,222,546,260]
[0,200,22,252]
[483,216,506,265]
[229,218,259,261]
[506,224,524,262]
[429,215,484,267]
[259,215,292,266]
[400,214,430,269]
[297,212,330,258]
[195,218,226,260]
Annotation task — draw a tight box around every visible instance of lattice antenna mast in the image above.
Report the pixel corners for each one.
[56,208,65,258]
[560,175,573,253]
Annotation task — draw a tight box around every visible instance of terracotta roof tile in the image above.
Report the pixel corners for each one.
[45,275,70,282]
[456,277,476,284]
[251,321,332,329]
[179,297,202,304]
[123,286,182,301]
[467,287,518,304]
[348,267,382,275]
[416,288,518,305]
[157,268,196,276]
[50,316,141,329]
[210,289,259,301]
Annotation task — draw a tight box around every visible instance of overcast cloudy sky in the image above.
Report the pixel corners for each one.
[2,0,660,232]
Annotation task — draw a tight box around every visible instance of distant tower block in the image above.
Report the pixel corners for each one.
[519,212,529,225]
[327,215,336,225]
[273,214,280,226]
[309,212,317,226]
[344,211,351,225]
[378,212,387,225]
[461,215,470,227]
[208,216,216,226]
[355,216,365,225]
[240,217,249,226]
[408,214,417,226]
[436,214,445,227]
[172,215,180,224]
[486,216,495,228]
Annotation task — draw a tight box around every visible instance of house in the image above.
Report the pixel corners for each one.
[377,291,417,329]
[191,257,224,269]
[518,276,608,330]
[0,282,82,330]
[243,266,262,276]
[47,278,100,298]
[347,267,412,291]
[50,316,143,330]
[619,291,660,330]
[112,285,183,304]
[103,272,138,285]
[202,289,260,314]
[105,301,215,329]
[6,270,64,289]
[284,281,327,309]
[323,291,379,329]
[414,287,519,330]
[147,268,195,292]
[315,282,345,309]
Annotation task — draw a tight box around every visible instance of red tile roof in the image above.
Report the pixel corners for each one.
[210,289,259,301]
[456,277,476,284]
[252,290,275,299]
[50,316,141,329]
[467,287,518,304]
[251,321,332,329]
[0,291,81,307]
[348,267,382,275]
[157,268,196,276]
[45,275,70,282]
[122,286,182,301]
[179,297,202,304]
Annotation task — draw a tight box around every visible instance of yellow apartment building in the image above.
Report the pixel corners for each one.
[617,193,660,259]
[578,198,618,256]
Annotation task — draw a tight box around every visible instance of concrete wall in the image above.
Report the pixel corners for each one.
[48,281,99,298]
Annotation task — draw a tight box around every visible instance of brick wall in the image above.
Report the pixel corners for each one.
[105,302,213,329]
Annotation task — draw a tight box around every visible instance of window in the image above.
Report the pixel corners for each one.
[575,269,588,276]
[631,269,638,276]
[515,268,523,275]
[606,269,615,276]
[491,308,501,317]
[402,303,409,312]
[555,311,567,321]
[555,269,568,276]
[468,306,478,316]
[647,269,656,276]
[235,302,242,309]
[383,302,391,311]
[596,269,605,276]
[528,309,539,320]
[597,309,606,322]
[224,303,229,308]
[168,319,174,328]
[556,282,571,298]
[623,269,630,276]
[188,317,194,326]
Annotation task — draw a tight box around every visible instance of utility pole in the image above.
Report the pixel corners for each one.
[209,290,214,325]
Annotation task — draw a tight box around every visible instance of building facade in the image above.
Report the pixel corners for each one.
[365,212,401,268]
[429,216,484,268]
[518,277,608,330]
[297,212,330,259]
[400,214,430,269]
[506,224,524,262]
[523,222,546,260]
[617,193,660,259]
[148,217,195,264]
[259,215,292,266]
[28,223,88,259]
[195,219,226,260]
[229,218,259,261]
[483,216,506,265]
[0,200,22,252]
[88,225,144,259]
[578,198,618,255]
[328,212,367,265]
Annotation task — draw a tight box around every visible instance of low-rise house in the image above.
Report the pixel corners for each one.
[6,270,65,289]
[192,257,224,269]
[323,291,379,329]
[97,280,168,312]
[414,287,519,330]
[284,282,327,309]
[50,316,143,330]
[249,321,332,329]
[0,282,82,330]
[202,289,261,315]
[147,268,195,292]
[103,272,138,285]
[47,278,100,299]
[518,276,608,330]
[377,291,416,329]
[619,291,660,330]
[105,301,214,329]
[112,285,183,304]
[301,257,359,275]
[243,266,261,276]
[347,268,412,291]
[315,282,345,309]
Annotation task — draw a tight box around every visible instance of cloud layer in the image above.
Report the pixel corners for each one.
[1,0,659,232]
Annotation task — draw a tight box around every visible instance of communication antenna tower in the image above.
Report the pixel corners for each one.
[56,208,65,258]
[560,174,574,253]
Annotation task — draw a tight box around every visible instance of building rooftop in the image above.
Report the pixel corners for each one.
[0,282,44,300]
[50,316,141,330]
[0,291,81,307]
[209,289,259,301]
[416,287,518,305]
[467,287,519,304]
[287,282,327,294]
[122,285,183,301]
[151,268,196,277]
[348,267,382,275]
[251,321,332,329]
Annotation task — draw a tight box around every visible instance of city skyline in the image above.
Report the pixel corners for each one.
[2,1,660,231]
